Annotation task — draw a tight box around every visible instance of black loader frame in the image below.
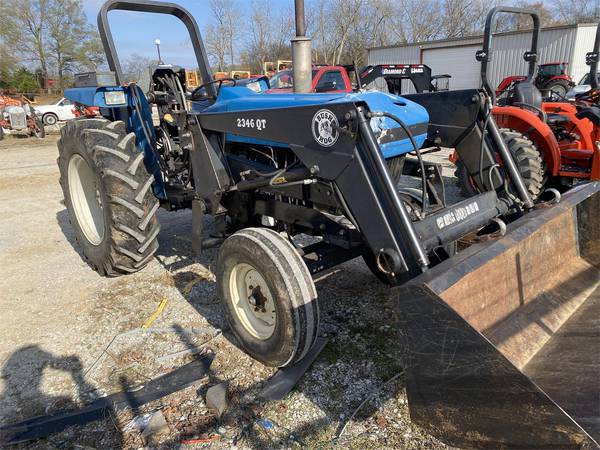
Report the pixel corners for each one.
[359,64,451,94]
[97,0,534,280]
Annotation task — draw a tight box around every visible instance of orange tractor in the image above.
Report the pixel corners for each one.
[454,8,599,199]
[0,94,45,140]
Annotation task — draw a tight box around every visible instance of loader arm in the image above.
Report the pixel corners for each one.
[192,96,519,279]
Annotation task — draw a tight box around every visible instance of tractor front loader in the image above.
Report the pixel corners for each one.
[56,0,599,448]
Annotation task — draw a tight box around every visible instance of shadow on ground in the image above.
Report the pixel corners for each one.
[46,205,431,449]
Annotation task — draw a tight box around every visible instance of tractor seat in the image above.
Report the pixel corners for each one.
[508,81,543,110]
[546,113,570,126]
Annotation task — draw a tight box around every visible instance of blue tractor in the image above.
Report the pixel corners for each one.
[57,2,600,448]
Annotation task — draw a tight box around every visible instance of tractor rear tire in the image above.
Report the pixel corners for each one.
[544,79,570,100]
[216,228,319,368]
[454,129,545,201]
[57,118,161,276]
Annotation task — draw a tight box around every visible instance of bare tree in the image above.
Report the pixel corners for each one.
[241,0,293,72]
[205,0,240,71]
[550,0,600,23]
[217,0,599,73]
[121,53,156,83]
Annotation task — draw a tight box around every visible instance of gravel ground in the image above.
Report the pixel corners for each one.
[0,131,462,449]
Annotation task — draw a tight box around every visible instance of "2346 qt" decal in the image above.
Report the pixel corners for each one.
[236,118,267,131]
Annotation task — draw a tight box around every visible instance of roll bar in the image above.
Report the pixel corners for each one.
[586,23,599,89]
[476,6,540,103]
[98,0,216,96]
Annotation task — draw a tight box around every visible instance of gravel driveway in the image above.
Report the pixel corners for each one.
[0,134,460,449]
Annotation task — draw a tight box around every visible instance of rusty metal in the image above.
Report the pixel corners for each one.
[393,182,600,449]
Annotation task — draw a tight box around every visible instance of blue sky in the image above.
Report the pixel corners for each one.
[81,0,289,68]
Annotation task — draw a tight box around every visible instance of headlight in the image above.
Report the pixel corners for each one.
[104,91,126,106]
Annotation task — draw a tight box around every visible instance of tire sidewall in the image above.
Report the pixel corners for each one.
[44,113,58,126]
[545,80,568,99]
[217,236,300,367]
[59,126,113,272]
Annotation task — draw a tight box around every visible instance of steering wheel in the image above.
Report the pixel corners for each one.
[191,78,237,101]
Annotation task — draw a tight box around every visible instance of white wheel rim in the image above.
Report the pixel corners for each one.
[68,154,105,246]
[46,115,56,125]
[551,85,566,97]
[229,262,276,340]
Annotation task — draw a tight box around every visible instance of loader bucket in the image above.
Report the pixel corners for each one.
[394,182,600,449]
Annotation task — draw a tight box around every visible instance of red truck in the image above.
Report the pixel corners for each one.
[266,65,353,93]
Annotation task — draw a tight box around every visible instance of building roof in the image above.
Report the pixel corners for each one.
[368,22,598,52]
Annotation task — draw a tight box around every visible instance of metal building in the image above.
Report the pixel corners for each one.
[367,23,598,91]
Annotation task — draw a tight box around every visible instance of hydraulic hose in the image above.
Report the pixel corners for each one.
[479,106,492,190]
[368,111,427,215]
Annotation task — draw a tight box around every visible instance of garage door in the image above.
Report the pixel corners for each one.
[422,45,481,90]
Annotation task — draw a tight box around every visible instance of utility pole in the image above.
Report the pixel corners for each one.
[155,39,163,64]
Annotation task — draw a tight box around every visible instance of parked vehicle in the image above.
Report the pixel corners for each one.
[267,66,352,92]
[57,1,599,449]
[0,95,45,140]
[496,61,574,100]
[36,97,77,126]
[567,71,600,99]
[263,59,292,77]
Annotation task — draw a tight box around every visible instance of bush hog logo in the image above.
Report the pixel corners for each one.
[436,201,480,230]
[312,109,339,147]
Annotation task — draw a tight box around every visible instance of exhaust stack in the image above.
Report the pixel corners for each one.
[292,0,312,93]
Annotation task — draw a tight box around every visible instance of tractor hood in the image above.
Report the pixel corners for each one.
[195,87,429,158]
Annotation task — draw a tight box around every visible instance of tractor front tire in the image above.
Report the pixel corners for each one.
[454,129,545,201]
[216,228,319,368]
[57,118,160,276]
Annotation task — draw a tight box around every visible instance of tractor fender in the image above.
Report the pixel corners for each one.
[495,76,527,96]
[492,105,561,176]
[543,102,596,151]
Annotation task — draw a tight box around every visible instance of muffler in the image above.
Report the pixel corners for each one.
[393,182,600,449]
